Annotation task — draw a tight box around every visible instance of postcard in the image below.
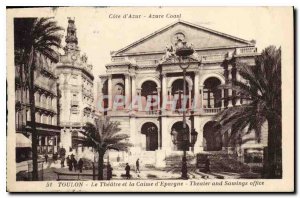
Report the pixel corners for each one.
[6,6,294,192]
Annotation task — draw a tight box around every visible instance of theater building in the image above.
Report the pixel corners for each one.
[98,20,267,167]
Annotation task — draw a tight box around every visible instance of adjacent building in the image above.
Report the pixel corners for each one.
[98,20,267,167]
[15,51,60,162]
[56,18,95,157]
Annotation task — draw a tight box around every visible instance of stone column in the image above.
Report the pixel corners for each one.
[228,65,232,82]
[193,116,203,153]
[194,71,200,111]
[235,70,241,106]
[108,75,112,110]
[162,73,167,110]
[131,75,136,102]
[157,87,161,111]
[125,74,130,108]
[228,88,233,107]
[161,117,171,152]
[221,87,225,108]
[129,117,138,153]
[236,70,241,82]
[199,85,204,109]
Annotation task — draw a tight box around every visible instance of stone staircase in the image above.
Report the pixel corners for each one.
[165,153,196,168]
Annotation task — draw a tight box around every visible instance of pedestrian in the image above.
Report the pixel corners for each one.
[53,152,58,163]
[107,162,113,180]
[44,154,48,163]
[73,158,78,172]
[205,157,210,173]
[125,163,131,179]
[67,156,72,171]
[60,147,66,158]
[70,153,75,161]
[136,158,140,173]
[61,156,65,168]
[78,158,83,173]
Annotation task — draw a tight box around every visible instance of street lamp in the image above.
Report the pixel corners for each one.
[174,40,198,179]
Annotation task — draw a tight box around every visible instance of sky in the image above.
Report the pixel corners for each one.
[43,7,292,79]
[7,6,291,80]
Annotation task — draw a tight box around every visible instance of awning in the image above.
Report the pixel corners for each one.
[16,133,32,148]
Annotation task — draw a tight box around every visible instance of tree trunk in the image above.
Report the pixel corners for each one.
[29,66,38,180]
[266,116,282,178]
[28,47,38,181]
[97,149,104,180]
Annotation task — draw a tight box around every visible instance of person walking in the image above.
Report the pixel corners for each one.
[136,159,140,173]
[61,156,65,168]
[125,163,131,179]
[67,156,73,171]
[107,162,113,180]
[78,158,83,173]
[73,158,78,172]
[44,154,48,163]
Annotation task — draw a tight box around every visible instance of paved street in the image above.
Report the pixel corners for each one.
[17,157,262,181]
[20,159,260,181]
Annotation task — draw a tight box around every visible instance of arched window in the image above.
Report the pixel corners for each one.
[35,112,40,123]
[26,109,30,121]
[52,98,56,109]
[35,92,40,105]
[41,94,46,107]
[48,115,52,125]
[52,116,57,125]
[47,96,52,109]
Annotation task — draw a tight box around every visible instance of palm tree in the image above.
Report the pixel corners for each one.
[14,18,63,180]
[80,117,132,180]
[216,46,281,178]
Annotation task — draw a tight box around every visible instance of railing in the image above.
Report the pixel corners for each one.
[235,47,257,55]
[203,108,221,114]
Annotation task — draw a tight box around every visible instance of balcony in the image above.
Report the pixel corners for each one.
[235,47,257,55]
[202,107,221,115]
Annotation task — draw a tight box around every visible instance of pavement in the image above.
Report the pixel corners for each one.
[17,159,261,181]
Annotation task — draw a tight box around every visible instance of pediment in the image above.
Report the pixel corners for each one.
[114,20,253,56]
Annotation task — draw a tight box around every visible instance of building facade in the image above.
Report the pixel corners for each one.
[15,51,60,162]
[56,18,95,156]
[98,20,267,167]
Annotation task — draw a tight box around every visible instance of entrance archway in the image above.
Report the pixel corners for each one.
[171,121,190,151]
[203,121,222,151]
[141,122,158,151]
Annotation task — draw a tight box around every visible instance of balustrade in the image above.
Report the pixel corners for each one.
[235,47,257,55]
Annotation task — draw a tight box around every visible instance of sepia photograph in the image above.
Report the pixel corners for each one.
[6,6,294,192]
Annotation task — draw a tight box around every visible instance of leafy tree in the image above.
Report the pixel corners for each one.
[81,117,132,180]
[14,18,63,180]
[216,46,281,178]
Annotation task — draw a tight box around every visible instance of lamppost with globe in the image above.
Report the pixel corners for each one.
[170,39,198,179]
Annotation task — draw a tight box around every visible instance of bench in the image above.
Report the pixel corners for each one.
[54,171,94,181]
